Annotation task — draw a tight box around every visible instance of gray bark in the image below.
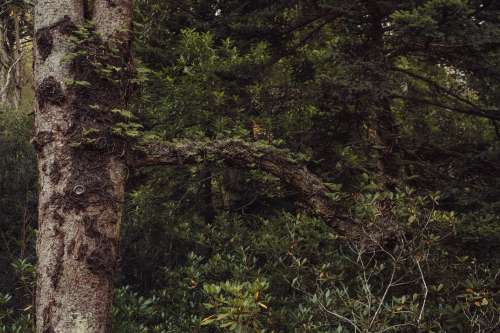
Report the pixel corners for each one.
[34,0,131,332]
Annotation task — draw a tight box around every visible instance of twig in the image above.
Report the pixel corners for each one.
[376,322,417,333]
[369,264,396,329]
[317,301,362,332]
[0,53,22,98]
[415,258,428,326]
[391,94,500,121]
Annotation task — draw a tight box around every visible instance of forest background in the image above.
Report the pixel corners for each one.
[0,0,499,332]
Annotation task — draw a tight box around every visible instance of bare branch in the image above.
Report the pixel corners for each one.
[391,94,500,121]
[318,300,363,332]
[415,258,428,326]
[369,264,396,329]
[0,53,22,99]
[392,67,494,112]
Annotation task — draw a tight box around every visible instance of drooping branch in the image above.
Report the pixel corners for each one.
[129,139,357,234]
[392,67,491,111]
[391,94,500,121]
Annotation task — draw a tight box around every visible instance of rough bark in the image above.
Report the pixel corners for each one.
[33,0,132,332]
[130,139,355,233]
[93,0,133,41]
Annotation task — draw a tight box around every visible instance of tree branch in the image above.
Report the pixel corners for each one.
[129,138,357,233]
[391,94,500,121]
[0,53,22,99]
[392,67,492,111]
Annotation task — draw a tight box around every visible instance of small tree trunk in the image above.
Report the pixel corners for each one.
[0,15,20,109]
[373,98,400,185]
[34,1,132,332]
[363,1,400,187]
[199,166,216,223]
[13,9,21,109]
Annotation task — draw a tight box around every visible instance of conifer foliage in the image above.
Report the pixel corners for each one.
[0,1,499,332]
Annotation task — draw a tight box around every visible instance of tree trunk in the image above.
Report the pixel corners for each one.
[363,0,400,187]
[13,9,21,109]
[199,166,216,223]
[33,1,132,332]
